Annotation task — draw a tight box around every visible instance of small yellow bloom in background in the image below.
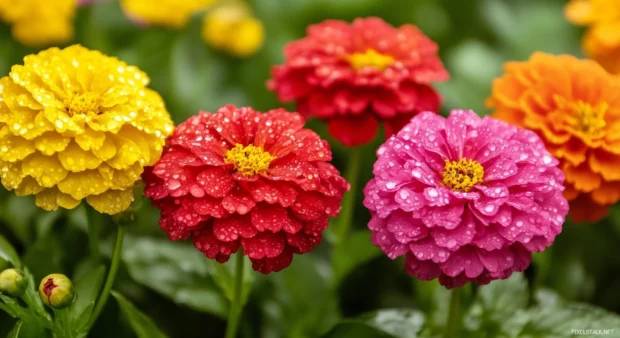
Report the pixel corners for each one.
[39,274,75,309]
[121,0,216,29]
[565,0,620,74]
[0,269,27,297]
[0,45,174,215]
[0,0,76,47]
[202,1,265,57]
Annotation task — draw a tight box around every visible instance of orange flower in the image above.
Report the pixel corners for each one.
[487,52,620,222]
[565,0,620,74]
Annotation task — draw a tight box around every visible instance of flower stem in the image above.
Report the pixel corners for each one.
[225,251,245,338]
[86,223,125,331]
[335,147,362,243]
[444,287,462,338]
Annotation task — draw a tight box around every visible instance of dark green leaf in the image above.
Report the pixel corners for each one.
[0,234,22,268]
[332,230,381,287]
[323,321,396,338]
[70,264,105,331]
[324,309,426,338]
[207,253,255,305]
[122,236,228,317]
[7,320,23,338]
[111,291,168,338]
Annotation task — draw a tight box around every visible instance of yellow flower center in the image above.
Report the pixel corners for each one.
[67,92,99,115]
[225,144,275,177]
[346,49,394,71]
[570,100,607,138]
[442,158,484,192]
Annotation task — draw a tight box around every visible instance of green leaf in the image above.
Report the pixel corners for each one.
[7,320,24,338]
[0,234,22,268]
[323,309,426,338]
[70,265,105,332]
[122,236,228,317]
[111,291,168,338]
[332,230,381,287]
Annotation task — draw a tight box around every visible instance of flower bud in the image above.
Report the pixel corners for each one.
[0,269,27,297]
[39,274,75,309]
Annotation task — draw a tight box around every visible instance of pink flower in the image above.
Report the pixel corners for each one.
[363,110,568,288]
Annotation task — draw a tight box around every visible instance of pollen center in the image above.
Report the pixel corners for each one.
[570,100,607,138]
[442,158,484,192]
[67,92,99,115]
[346,48,394,71]
[225,144,275,177]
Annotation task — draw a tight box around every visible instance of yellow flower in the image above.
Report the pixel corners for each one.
[565,0,620,74]
[0,45,174,215]
[202,2,264,57]
[121,0,216,29]
[0,0,76,46]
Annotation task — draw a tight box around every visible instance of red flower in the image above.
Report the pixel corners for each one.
[268,17,449,147]
[143,105,349,273]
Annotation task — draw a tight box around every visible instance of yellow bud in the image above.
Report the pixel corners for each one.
[39,274,75,309]
[0,269,27,297]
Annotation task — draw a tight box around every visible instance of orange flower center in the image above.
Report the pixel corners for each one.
[67,92,99,115]
[569,100,607,138]
[225,144,275,177]
[346,49,394,71]
[442,158,484,192]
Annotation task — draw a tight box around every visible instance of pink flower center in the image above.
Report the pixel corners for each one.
[346,49,394,71]
[442,158,484,192]
[225,144,275,177]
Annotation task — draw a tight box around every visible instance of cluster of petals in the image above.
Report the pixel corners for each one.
[363,110,568,288]
[143,105,349,273]
[0,0,76,46]
[0,45,174,214]
[268,17,449,147]
[488,52,620,222]
[565,0,620,74]
[121,0,215,28]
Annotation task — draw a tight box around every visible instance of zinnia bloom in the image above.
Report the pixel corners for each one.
[0,0,75,46]
[565,0,620,74]
[0,45,174,214]
[268,17,449,147]
[488,53,620,222]
[143,105,349,273]
[363,110,567,288]
[202,1,264,57]
[120,0,215,28]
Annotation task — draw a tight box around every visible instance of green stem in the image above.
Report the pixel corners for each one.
[444,287,462,338]
[85,224,125,331]
[85,206,101,261]
[335,147,362,243]
[225,251,245,338]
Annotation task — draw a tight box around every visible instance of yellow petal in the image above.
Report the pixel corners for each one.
[57,170,111,200]
[92,136,117,161]
[0,129,36,162]
[15,176,44,196]
[58,142,103,172]
[118,126,150,165]
[0,161,24,190]
[106,135,140,170]
[75,126,105,151]
[86,189,134,215]
[21,153,68,188]
[111,162,143,190]
[34,132,70,156]
[35,188,80,211]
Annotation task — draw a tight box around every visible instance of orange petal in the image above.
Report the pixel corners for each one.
[569,193,610,223]
[563,162,601,192]
[565,0,595,26]
[591,181,620,205]
[589,149,620,180]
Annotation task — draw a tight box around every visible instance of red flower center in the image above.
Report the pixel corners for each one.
[345,48,394,71]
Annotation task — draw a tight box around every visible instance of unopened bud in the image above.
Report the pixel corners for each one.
[39,274,75,309]
[0,268,27,297]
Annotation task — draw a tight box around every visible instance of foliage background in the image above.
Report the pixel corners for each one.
[1,0,620,337]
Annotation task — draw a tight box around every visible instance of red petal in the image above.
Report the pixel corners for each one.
[250,203,291,232]
[241,231,286,259]
[286,231,322,253]
[328,113,379,147]
[291,191,325,221]
[192,195,228,218]
[303,214,328,235]
[249,247,294,274]
[244,180,298,207]
[193,227,240,263]
[213,214,257,242]
[222,188,256,215]
[196,167,235,198]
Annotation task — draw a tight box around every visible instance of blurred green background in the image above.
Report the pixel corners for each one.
[2,0,620,337]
